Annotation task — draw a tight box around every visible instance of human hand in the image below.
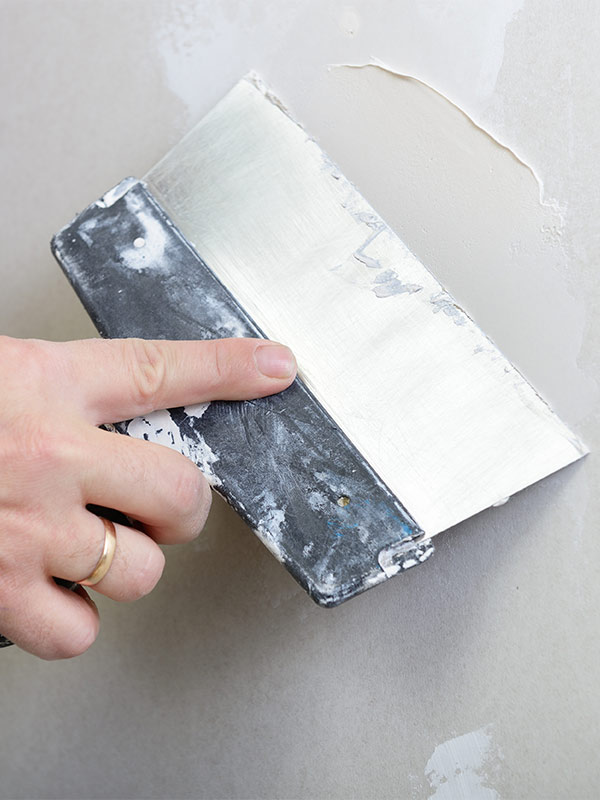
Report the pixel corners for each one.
[0,335,296,659]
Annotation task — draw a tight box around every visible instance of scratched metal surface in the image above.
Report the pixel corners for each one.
[51,180,434,607]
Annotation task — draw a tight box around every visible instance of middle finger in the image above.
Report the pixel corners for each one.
[80,424,212,544]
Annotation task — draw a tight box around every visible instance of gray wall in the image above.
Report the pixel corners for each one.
[1,2,598,798]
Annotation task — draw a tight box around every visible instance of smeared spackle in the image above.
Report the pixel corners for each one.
[354,251,381,269]
[330,61,549,207]
[126,409,222,486]
[425,725,502,799]
[202,293,250,337]
[319,150,342,181]
[96,176,138,208]
[318,572,338,593]
[377,537,434,578]
[254,489,286,551]
[184,402,210,419]
[246,72,293,118]
[430,292,467,325]
[342,199,384,231]
[115,190,175,273]
[373,269,423,299]
[77,217,98,248]
[353,228,384,270]
[492,496,510,507]
[307,490,329,512]
[314,470,348,497]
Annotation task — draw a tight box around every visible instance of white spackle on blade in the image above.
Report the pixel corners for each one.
[96,177,139,208]
[430,291,467,326]
[492,496,510,507]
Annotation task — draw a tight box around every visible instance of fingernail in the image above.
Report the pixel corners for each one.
[254,344,296,379]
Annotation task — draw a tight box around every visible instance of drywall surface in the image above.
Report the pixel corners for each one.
[0,1,598,799]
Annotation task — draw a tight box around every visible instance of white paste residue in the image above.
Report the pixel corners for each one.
[330,59,550,209]
[77,217,98,249]
[373,270,423,299]
[184,402,210,419]
[425,725,502,799]
[307,490,329,512]
[96,176,138,208]
[430,292,467,326]
[253,488,287,562]
[118,192,171,272]
[126,409,221,486]
[377,539,434,578]
[201,292,250,338]
[492,496,510,507]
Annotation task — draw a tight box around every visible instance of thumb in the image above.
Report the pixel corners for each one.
[55,337,297,423]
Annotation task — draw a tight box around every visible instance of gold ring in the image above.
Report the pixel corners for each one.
[78,517,117,586]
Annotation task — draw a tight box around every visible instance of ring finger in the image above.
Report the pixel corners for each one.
[45,509,165,602]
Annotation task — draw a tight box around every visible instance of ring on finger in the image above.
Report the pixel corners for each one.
[77,517,117,586]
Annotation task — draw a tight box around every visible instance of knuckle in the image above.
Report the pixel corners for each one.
[124,338,167,412]
[9,414,75,472]
[43,616,99,661]
[212,339,226,382]
[171,460,206,518]
[170,460,211,540]
[0,334,36,364]
[2,337,55,387]
[129,545,165,599]
[0,334,23,366]
[210,339,236,387]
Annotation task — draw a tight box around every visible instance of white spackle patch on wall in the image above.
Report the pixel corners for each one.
[126,409,222,487]
[425,725,502,799]
[330,61,548,208]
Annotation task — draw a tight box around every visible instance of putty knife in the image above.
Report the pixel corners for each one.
[48,75,586,608]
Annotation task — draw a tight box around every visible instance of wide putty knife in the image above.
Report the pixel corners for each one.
[47,74,586,608]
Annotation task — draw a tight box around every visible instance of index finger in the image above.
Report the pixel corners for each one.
[56,337,297,424]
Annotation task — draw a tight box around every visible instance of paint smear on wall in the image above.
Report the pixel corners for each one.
[425,725,503,799]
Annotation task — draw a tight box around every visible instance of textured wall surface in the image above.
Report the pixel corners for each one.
[0,1,598,798]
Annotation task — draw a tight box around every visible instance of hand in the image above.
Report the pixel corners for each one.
[0,335,296,659]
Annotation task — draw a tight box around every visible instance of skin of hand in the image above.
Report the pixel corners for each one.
[0,335,296,660]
